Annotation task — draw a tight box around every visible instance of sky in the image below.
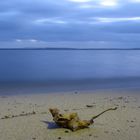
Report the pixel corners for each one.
[0,0,140,48]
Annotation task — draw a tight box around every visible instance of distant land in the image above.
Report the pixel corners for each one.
[0,47,140,50]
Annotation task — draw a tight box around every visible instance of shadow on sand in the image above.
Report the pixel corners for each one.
[41,120,60,129]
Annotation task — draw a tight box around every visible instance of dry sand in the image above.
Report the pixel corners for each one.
[0,89,140,140]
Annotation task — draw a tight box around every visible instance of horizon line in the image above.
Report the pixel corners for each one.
[1,47,140,50]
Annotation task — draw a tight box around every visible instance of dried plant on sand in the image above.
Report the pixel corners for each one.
[49,107,117,131]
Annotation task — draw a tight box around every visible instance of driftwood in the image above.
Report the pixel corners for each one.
[49,107,117,131]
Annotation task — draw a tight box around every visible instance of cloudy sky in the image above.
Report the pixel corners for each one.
[1,0,140,48]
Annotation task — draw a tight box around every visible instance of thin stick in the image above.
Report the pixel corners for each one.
[91,107,117,121]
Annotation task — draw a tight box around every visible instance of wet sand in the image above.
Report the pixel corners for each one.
[0,89,140,140]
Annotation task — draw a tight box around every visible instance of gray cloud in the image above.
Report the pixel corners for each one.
[0,0,140,47]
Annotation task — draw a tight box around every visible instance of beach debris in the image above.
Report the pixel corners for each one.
[65,130,69,133]
[117,129,120,132]
[1,111,37,119]
[49,107,117,131]
[3,115,10,119]
[129,125,135,128]
[1,110,48,120]
[117,96,123,100]
[86,105,94,108]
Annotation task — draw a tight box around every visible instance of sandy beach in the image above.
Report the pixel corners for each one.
[0,89,140,140]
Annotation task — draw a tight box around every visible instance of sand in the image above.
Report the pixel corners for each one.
[0,89,140,140]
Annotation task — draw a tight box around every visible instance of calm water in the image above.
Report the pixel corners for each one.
[0,50,140,92]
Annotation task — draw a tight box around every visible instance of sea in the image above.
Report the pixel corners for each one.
[0,49,140,94]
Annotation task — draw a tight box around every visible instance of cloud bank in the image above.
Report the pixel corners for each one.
[0,0,140,48]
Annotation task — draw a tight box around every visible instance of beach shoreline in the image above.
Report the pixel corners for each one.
[0,89,140,140]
